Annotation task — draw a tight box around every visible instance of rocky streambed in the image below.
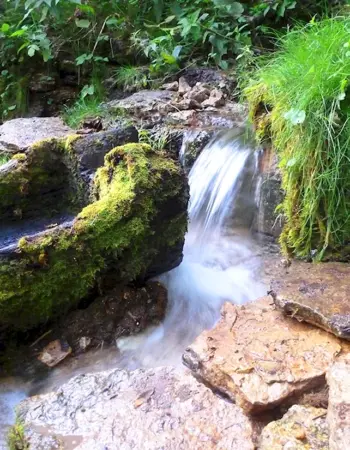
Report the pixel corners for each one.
[3,257,350,450]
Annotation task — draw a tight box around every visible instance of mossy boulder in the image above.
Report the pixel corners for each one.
[0,139,188,331]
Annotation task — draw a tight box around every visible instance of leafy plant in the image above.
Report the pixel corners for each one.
[246,17,350,260]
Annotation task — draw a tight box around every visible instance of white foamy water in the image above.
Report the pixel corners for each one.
[117,129,266,366]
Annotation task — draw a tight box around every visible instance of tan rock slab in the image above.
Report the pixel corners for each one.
[327,354,350,450]
[271,261,350,340]
[259,405,329,449]
[184,298,342,414]
[38,339,72,367]
[17,366,255,450]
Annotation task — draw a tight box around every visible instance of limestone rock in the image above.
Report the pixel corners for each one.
[38,339,72,367]
[0,117,73,154]
[183,83,210,103]
[259,405,329,449]
[178,76,191,95]
[184,299,342,414]
[107,90,175,124]
[202,88,225,108]
[271,262,350,340]
[161,81,179,91]
[16,366,255,450]
[327,355,350,450]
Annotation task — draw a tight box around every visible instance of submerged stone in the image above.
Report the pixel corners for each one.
[184,299,343,414]
[259,405,329,450]
[16,366,255,449]
[271,261,350,340]
[0,139,188,331]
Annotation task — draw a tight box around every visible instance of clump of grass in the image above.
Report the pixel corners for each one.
[113,65,148,91]
[0,154,11,166]
[63,96,106,129]
[246,17,350,260]
[7,420,29,450]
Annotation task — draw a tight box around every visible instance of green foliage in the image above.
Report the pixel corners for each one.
[7,420,29,450]
[0,0,343,118]
[246,17,350,260]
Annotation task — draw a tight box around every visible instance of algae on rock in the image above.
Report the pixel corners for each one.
[0,142,188,330]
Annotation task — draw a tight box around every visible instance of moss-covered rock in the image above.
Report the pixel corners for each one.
[0,137,86,222]
[0,142,188,331]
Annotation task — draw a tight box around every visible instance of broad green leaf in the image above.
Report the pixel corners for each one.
[284,108,306,125]
[172,45,182,59]
[1,23,10,33]
[161,52,176,65]
[106,17,118,26]
[17,42,29,54]
[8,105,17,111]
[286,157,297,167]
[10,29,27,38]
[213,0,244,15]
[75,19,91,28]
[28,44,40,57]
[42,48,51,62]
[163,15,176,24]
[227,2,244,16]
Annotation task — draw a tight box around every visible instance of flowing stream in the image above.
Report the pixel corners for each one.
[0,128,267,444]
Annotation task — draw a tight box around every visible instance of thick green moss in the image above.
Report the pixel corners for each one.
[0,143,187,330]
[0,136,86,222]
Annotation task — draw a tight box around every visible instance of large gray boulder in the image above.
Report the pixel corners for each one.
[0,117,73,154]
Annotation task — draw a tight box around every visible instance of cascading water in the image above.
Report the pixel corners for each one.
[117,128,266,366]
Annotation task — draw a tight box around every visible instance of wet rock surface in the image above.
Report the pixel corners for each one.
[184,298,343,414]
[17,366,255,450]
[327,355,350,450]
[259,405,329,449]
[2,282,167,378]
[271,261,350,340]
[0,117,73,154]
[253,147,283,238]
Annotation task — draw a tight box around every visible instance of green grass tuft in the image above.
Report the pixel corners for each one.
[63,97,106,129]
[0,154,11,166]
[246,17,350,260]
[113,66,148,91]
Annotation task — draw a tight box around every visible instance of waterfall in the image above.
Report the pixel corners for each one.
[117,128,266,366]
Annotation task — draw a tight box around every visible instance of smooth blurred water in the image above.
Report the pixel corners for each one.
[116,129,266,366]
